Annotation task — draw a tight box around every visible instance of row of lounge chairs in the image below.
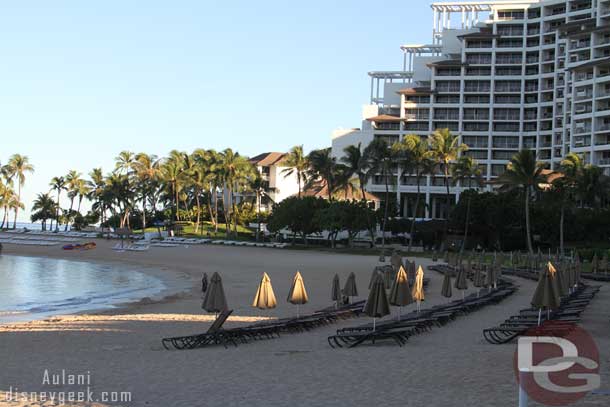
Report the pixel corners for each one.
[483,284,600,344]
[111,243,150,252]
[0,237,59,246]
[162,301,365,350]
[579,272,610,282]
[2,229,99,239]
[145,236,289,249]
[327,277,517,348]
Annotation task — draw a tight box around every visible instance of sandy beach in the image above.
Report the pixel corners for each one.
[0,239,608,407]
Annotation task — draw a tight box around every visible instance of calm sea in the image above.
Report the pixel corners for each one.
[0,255,166,323]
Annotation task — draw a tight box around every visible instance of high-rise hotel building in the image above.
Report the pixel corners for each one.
[331,0,610,219]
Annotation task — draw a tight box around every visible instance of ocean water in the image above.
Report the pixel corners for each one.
[0,255,165,323]
[12,222,69,231]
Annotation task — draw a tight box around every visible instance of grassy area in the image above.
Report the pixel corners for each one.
[134,222,254,240]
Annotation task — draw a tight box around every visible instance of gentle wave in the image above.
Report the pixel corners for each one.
[0,255,166,323]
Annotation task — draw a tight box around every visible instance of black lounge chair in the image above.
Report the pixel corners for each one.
[328,275,517,348]
[483,285,600,344]
[162,309,235,350]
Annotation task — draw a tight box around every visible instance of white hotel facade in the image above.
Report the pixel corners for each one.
[331,0,610,219]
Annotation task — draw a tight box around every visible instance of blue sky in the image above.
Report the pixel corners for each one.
[0,0,432,220]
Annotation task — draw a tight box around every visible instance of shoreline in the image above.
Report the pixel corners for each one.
[0,240,193,326]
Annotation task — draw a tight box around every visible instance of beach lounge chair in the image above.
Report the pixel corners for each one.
[483,284,600,344]
[162,309,235,350]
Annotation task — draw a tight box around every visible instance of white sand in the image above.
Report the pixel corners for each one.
[0,239,608,407]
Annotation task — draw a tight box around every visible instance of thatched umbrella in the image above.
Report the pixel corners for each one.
[343,272,358,303]
[331,274,342,308]
[252,272,277,310]
[531,262,561,325]
[202,272,228,316]
[412,265,425,312]
[441,270,453,300]
[201,272,208,294]
[388,265,413,319]
[287,271,308,317]
[454,265,468,299]
[363,273,390,331]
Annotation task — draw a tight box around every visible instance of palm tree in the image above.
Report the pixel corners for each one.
[576,164,610,209]
[341,143,371,201]
[451,156,483,254]
[306,148,338,200]
[392,134,434,252]
[219,148,254,237]
[6,154,34,229]
[88,168,107,229]
[247,174,276,241]
[133,153,161,231]
[497,149,547,254]
[49,176,66,231]
[161,154,185,222]
[31,193,56,230]
[64,170,82,231]
[281,145,309,197]
[427,128,468,247]
[0,183,17,229]
[365,138,395,251]
[552,153,584,255]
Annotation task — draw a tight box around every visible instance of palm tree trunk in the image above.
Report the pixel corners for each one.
[443,166,451,247]
[408,176,422,252]
[559,203,565,256]
[381,173,390,250]
[214,189,219,233]
[65,197,75,231]
[55,192,61,231]
[462,195,472,254]
[297,173,302,198]
[195,193,201,234]
[525,187,534,255]
[256,191,261,242]
[12,183,21,229]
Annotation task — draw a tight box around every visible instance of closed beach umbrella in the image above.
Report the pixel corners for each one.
[555,264,568,297]
[486,264,498,289]
[473,266,485,297]
[391,251,402,271]
[412,265,425,312]
[363,273,390,331]
[201,272,208,294]
[287,271,308,317]
[369,267,382,289]
[343,272,358,301]
[441,270,453,299]
[252,272,277,309]
[602,255,608,274]
[202,272,228,315]
[454,265,468,299]
[331,274,342,307]
[389,265,413,319]
[531,262,561,325]
[408,260,416,282]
